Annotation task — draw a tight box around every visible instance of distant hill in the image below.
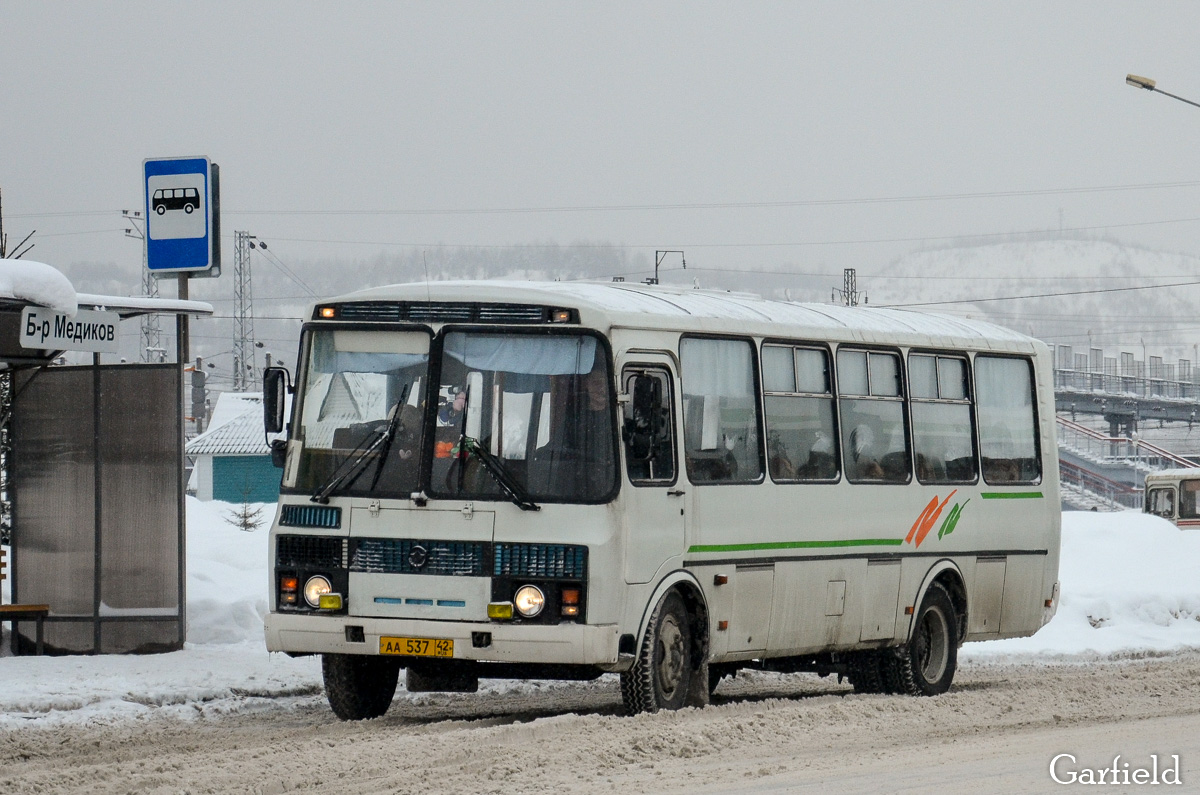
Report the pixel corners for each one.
[56,235,1200,395]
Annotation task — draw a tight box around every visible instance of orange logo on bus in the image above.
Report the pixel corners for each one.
[905,490,969,548]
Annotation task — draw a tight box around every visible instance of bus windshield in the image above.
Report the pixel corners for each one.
[430,331,617,503]
[293,328,431,498]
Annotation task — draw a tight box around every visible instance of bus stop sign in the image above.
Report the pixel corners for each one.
[143,156,219,275]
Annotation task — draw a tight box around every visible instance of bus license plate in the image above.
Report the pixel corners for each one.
[379,636,454,657]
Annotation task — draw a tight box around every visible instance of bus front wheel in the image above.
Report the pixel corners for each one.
[892,582,958,696]
[621,590,702,714]
[322,653,401,720]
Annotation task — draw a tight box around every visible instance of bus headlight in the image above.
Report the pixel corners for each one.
[513,585,545,618]
[303,575,333,607]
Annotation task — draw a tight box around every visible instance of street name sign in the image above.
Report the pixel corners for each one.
[19,307,120,354]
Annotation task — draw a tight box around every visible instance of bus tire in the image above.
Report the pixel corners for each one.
[621,590,695,714]
[846,651,885,694]
[895,583,958,696]
[877,650,906,694]
[184,204,194,214]
[322,653,401,721]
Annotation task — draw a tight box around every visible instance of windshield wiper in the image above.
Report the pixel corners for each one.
[459,436,540,512]
[309,426,391,504]
[311,386,411,503]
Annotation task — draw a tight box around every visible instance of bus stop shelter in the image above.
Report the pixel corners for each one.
[0,260,212,654]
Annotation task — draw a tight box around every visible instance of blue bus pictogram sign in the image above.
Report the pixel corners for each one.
[143,156,218,274]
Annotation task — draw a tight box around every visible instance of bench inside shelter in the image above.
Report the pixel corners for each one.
[0,547,48,655]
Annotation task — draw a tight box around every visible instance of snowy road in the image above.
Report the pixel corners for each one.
[3,652,1199,794]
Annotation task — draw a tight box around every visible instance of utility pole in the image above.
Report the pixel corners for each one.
[832,267,866,306]
[233,231,259,392]
[123,210,162,362]
[649,250,686,285]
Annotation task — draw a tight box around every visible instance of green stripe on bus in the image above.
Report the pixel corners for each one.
[688,538,904,553]
[980,492,1043,499]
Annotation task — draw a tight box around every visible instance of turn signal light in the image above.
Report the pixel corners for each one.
[319,306,337,319]
[281,576,298,593]
[561,587,580,617]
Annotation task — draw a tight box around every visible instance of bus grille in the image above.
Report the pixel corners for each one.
[351,539,488,576]
[328,302,563,324]
[493,543,587,579]
[277,535,347,568]
[278,504,342,529]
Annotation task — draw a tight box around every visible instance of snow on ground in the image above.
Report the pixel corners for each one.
[1,502,1198,727]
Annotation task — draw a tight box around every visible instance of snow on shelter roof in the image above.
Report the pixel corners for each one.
[0,259,213,317]
[327,280,1037,350]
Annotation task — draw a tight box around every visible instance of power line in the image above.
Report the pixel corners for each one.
[13,178,1200,220]
[880,279,1200,308]
[250,243,318,298]
[254,214,1200,251]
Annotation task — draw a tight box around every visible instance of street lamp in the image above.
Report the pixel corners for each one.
[1126,73,1200,110]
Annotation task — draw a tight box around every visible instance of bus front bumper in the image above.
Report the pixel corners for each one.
[265,612,622,666]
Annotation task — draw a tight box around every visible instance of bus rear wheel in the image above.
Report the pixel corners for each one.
[622,590,698,714]
[893,583,958,696]
[322,653,401,720]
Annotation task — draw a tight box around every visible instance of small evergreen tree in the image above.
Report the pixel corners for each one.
[225,482,265,532]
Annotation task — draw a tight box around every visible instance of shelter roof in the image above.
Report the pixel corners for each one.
[0,259,213,318]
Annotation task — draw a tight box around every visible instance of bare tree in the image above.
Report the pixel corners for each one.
[0,187,36,260]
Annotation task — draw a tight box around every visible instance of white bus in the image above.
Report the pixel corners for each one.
[1144,469,1200,528]
[262,281,1061,719]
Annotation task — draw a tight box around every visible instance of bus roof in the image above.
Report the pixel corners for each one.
[318,280,1041,352]
[1145,468,1200,483]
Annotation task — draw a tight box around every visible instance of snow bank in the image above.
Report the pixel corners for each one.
[965,509,1200,660]
[185,497,275,645]
[0,259,77,314]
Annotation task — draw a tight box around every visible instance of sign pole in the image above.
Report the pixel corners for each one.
[177,274,189,365]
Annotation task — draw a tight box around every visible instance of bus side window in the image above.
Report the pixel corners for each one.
[622,368,676,483]
[909,353,977,484]
[1179,480,1200,519]
[679,337,764,484]
[976,355,1040,485]
[762,344,839,482]
[837,348,910,484]
[1148,487,1176,519]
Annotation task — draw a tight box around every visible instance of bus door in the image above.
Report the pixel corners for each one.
[619,356,686,584]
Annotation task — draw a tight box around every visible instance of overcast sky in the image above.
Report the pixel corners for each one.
[5,1,1200,293]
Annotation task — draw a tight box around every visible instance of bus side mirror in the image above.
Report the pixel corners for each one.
[263,366,291,434]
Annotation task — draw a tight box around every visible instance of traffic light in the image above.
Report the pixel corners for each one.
[191,357,207,429]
